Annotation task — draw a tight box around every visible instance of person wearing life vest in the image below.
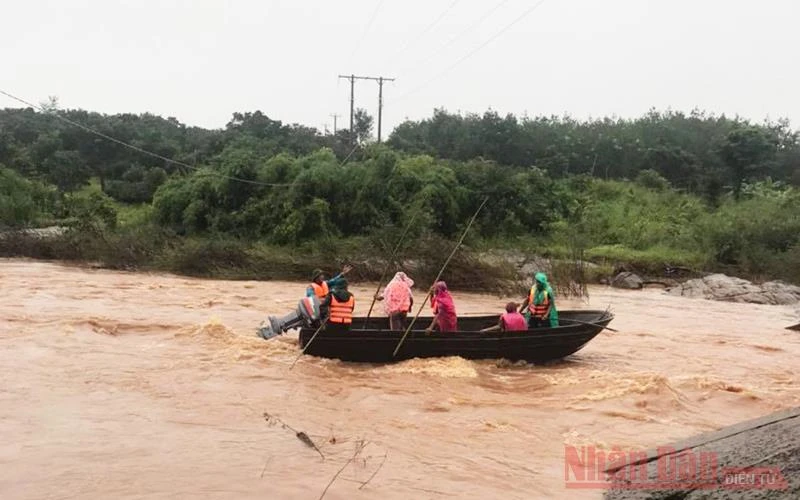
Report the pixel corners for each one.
[520,272,558,328]
[326,279,355,330]
[307,265,351,320]
[307,265,352,300]
[498,302,528,332]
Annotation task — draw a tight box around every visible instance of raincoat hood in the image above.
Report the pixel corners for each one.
[383,272,414,314]
[390,271,414,288]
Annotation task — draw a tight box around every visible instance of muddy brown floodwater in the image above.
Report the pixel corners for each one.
[1,259,799,499]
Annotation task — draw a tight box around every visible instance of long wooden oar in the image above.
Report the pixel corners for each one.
[288,317,329,370]
[362,211,420,329]
[558,317,618,332]
[391,196,489,358]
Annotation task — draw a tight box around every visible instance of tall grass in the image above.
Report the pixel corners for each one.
[2,174,798,286]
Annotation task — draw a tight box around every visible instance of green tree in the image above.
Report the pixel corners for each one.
[635,169,671,191]
[720,127,777,199]
[44,150,91,192]
[353,108,374,144]
[0,166,56,227]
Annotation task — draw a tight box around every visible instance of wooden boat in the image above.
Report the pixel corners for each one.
[297,309,614,363]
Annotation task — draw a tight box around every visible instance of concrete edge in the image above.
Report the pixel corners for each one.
[605,406,800,474]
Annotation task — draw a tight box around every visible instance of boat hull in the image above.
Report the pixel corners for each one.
[298,310,613,363]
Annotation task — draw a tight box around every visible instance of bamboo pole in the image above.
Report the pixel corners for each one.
[288,317,328,370]
[391,197,489,358]
[362,211,419,328]
[557,317,618,332]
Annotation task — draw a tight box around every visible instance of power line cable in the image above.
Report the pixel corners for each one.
[0,89,364,187]
[386,0,462,72]
[348,0,462,140]
[390,0,548,105]
[339,142,361,165]
[395,0,511,77]
[347,0,387,67]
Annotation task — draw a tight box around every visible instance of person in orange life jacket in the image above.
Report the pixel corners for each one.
[520,272,558,328]
[307,265,352,320]
[498,302,528,332]
[307,265,352,300]
[326,279,355,331]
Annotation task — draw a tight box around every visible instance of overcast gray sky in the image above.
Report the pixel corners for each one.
[3,0,799,135]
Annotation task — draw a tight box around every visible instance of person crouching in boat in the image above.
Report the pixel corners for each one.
[520,272,559,328]
[326,279,355,331]
[499,302,528,332]
[308,265,352,318]
[376,271,415,330]
[425,281,458,333]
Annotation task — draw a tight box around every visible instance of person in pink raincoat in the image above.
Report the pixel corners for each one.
[376,271,415,330]
[426,281,458,333]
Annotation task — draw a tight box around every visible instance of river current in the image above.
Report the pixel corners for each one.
[1,259,798,499]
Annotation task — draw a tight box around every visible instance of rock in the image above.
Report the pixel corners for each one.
[478,250,600,279]
[666,273,800,305]
[519,258,552,278]
[0,225,67,239]
[611,272,643,289]
[761,281,800,305]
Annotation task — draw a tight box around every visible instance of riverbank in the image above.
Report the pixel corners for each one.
[6,224,800,304]
[0,225,522,292]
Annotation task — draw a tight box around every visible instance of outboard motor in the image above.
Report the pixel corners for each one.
[258,295,322,340]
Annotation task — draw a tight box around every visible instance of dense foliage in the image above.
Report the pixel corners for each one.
[389,108,800,200]
[1,105,799,284]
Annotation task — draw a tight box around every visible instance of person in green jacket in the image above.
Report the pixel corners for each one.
[520,272,559,328]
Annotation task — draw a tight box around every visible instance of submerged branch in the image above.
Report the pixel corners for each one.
[318,440,369,500]
[263,412,325,459]
[358,451,388,490]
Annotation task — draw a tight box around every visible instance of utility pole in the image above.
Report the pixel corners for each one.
[338,74,355,142]
[377,77,387,142]
[349,76,354,137]
[330,113,340,134]
[338,74,395,143]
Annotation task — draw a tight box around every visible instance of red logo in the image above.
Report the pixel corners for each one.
[564,445,788,490]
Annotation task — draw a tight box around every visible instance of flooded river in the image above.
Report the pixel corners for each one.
[1,259,798,499]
